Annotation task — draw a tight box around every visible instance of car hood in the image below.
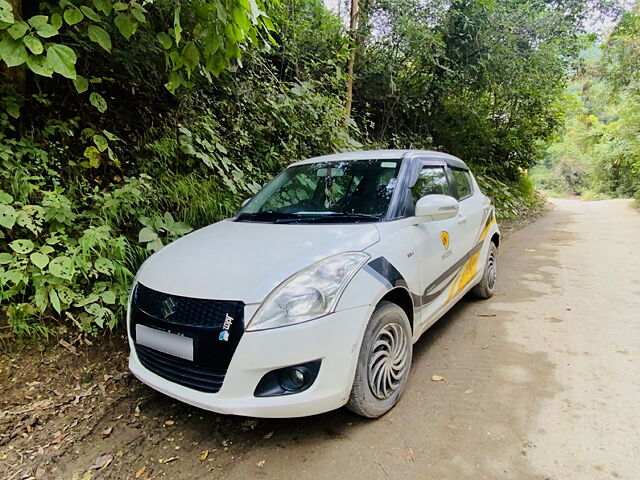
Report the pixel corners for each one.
[135,220,380,304]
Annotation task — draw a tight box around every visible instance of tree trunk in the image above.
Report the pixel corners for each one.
[345,0,359,119]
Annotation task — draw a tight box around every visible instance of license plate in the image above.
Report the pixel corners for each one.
[135,324,194,361]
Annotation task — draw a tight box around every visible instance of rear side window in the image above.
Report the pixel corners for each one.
[451,168,473,199]
[412,166,450,200]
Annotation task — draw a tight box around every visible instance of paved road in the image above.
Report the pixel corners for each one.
[218,199,640,480]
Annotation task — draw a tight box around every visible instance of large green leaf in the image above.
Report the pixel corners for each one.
[138,227,158,243]
[0,204,16,228]
[83,145,101,167]
[57,286,75,304]
[87,25,111,52]
[9,239,34,254]
[157,32,172,49]
[89,92,107,113]
[92,0,112,16]
[48,256,75,280]
[63,8,83,26]
[50,13,63,30]
[34,22,59,39]
[182,42,200,73]
[26,54,53,77]
[0,252,13,264]
[80,6,101,22]
[49,289,61,313]
[93,134,108,152]
[46,43,77,79]
[7,21,28,40]
[27,15,48,28]
[23,35,44,55]
[0,0,14,23]
[73,75,88,93]
[114,14,137,40]
[94,257,114,274]
[0,37,28,67]
[101,290,116,304]
[30,252,49,269]
[34,287,48,313]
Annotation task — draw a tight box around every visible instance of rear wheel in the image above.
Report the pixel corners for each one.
[472,242,498,299]
[347,302,412,418]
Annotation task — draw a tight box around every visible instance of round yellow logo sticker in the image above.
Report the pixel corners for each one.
[441,231,449,249]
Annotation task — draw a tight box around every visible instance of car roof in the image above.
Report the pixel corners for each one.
[290,149,469,170]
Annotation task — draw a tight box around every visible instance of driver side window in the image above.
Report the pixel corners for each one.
[412,166,450,201]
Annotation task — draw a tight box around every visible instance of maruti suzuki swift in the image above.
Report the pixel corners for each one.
[127,150,500,418]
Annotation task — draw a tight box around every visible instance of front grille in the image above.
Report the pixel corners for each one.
[136,344,226,393]
[130,283,246,394]
[134,283,241,329]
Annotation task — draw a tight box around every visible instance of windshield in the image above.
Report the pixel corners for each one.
[236,159,402,223]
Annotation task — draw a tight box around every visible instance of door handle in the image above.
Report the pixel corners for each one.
[457,214,467,225]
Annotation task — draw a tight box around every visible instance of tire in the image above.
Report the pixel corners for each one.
[347,301,413,418]
[472,242,498,299]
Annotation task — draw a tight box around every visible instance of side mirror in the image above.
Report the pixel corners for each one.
[414,194,459,222]
[241,197,251,207]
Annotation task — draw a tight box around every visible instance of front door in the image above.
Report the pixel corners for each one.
[408,162,467,331]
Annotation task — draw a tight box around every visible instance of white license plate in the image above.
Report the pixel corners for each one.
[136,324,194,361]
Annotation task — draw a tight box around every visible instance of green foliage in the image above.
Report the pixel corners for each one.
[535,3,640,202]
[0,187,132,335]
[138,213,192,252]
[0,0,274,94]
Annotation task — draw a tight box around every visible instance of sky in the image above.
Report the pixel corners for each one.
[322,0,632,36]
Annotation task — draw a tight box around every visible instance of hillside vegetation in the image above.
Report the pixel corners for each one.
[0,0,621,336]
[532,3,640,201]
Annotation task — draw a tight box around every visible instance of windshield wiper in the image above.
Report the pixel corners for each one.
[300,212,382,223]
[235,211,304,222]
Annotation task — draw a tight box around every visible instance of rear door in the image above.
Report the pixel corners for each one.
[448,167,484,254]
[446,166,486,291]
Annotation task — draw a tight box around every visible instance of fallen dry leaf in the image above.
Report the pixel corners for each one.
[199,450,209,462]
[431,375,445,382]
[135,466,146,478]
[256,460,266,468]
[92,454,113,470]
[263,431,274,439]
[159,456,179,464]
[52,432,69,445]
[102,426,113,438]
[464,389,473,394]
[59,339,77,355]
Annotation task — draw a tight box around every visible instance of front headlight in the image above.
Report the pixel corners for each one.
[246,252,370,331]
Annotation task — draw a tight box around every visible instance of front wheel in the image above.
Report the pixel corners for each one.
[347,302,412,418]
[472,242,498,299]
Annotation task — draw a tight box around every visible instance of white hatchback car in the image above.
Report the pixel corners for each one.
[128,150,499,418]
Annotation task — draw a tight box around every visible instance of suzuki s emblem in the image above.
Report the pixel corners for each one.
[160,297,178,318]
[441,231,450,249]
[219,313,234,341]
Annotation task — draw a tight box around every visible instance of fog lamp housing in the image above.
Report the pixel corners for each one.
[254,360,322,397]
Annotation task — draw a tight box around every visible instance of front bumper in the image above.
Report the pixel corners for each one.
[129,305,371,418]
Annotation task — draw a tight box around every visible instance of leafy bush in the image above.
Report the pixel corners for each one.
[476,172,545,221]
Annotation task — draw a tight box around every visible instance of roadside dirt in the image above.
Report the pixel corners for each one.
[1,198,639,480]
